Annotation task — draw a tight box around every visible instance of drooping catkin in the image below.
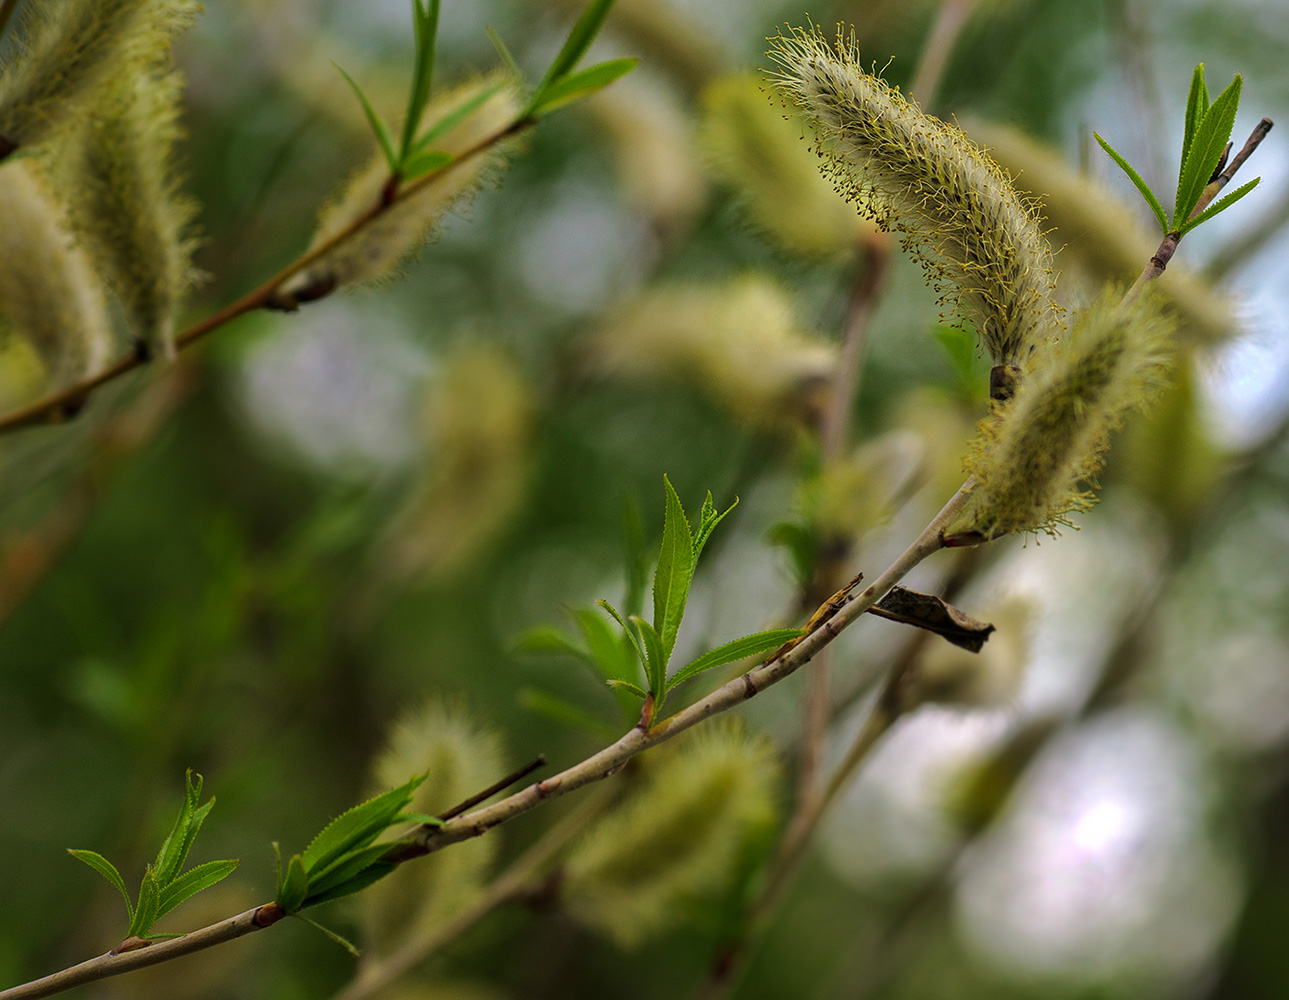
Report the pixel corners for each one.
[768,25,1061,365]
[64,70,199,360]
[560,722,779,948]
[282,76,520,298]
[0,163,112,392]
[0,0,199,154]
[361,700,505,954]
[701,74,871,257]
[949,291,1174,540]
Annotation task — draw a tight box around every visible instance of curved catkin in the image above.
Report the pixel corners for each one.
[0,163,112,391]
[0,0,199,154]
[66,70,199,360]
[561,722,779,948]
[283,76,520,297]
[768,25,1061,365]
[950,291,1174,540]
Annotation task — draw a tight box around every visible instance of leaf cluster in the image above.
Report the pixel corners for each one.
[1096,64,1259,238]
[521,478,801,727]
[69,771,238,940]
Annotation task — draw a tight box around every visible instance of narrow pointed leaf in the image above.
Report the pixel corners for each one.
[277,854,309,912]
[1177,176,1260,235]
[652,476,694,663]
[666,629,806,690]
[1175,74,1242,226]
[68,850,133,921]
[335,64,399,173]
[574,606,637,683]
[301,775,425,876]
[156,860,239,918]
[412,82,505,154]
[530,57,637,116]
[401,148,453,182]
[295,913,362,955]
[633,615,668,706]
[153,770,201,885]
[514,625,592,661]
[401,0,441,159]
[302,861,397,908]
[486,27,523,81]
[526,0,618,114]
[129,869,160,937]
[1094,132,1168,234]
[693,494,738,560]
[606,678,648,699]
[597,599,648,680]
[1182,63,1208,166]
[306,841,398,896]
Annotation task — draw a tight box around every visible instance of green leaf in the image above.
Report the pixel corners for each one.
[294,913,361,955]
[514,625,591,660]
[633,615,668,709]
[68,849,133,922]
[301,775,425,877]
[1177,176,1260,235]
[652,476,695,664]
[156,859,239,918]
[302,861,397,908]
[129,868,160,937]
[152,770,200,886]
[931,324,981,388]
[485,27,523,82]
[526,0,619,115]
[693,493,737,561]
[306,841,398,897]
[277,854,309,913]
[574,606,637,683]
[596,599,647,680]
[1094,132,1168,235]
[401,0,441,160]
[666,629,806,690]
[335,63,399,173]
[1175,73,1242,227]
[401,149,454,182]
[519,688,618,739]
[1182,63,1209,167]
[606,678,648,699]
[412,82,505,155]
[529,57,637,116]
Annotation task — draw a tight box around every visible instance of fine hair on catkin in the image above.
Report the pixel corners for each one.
[768,24,1062,366]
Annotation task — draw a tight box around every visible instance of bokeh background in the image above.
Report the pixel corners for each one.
[2,0,1289,998]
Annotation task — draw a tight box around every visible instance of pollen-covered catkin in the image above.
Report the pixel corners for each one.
[0,0,199,154]
[0,164,112,392]
[769,26,1061,365]
[65,70,199,360]
[282,76,520,298]
[949,291,1174,540]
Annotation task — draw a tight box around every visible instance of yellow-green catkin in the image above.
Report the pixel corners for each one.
[560,722,779,948]
[283,76,520,298]
[0,163,111,393]
[701,74,871,258]
[65,69,199,360]
[950,290,1174,540]
[769,26,1061,365]
[591,274,836,430]
[0,0,199,154]
[361,700,505,955]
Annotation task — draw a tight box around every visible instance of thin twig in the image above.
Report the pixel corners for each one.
[907,0,977,110]
[1206,180,1289,281]
[0,117,533,436]
[1126,117,1274,298]
[436,756,547,821]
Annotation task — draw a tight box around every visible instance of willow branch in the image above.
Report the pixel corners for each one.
[1126,117,1274,299]
[0,117,534,436]
[907,0,978,110]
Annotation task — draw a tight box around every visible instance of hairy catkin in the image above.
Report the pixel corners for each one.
[0,164,112,389]
[283,76,520,297]
[950,291,1174,539]
[0,0,199,153]
[65,70,199,360]
[769,25,1061,365]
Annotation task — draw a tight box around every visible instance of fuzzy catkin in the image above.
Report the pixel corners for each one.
[65,70,199,360]
[0,163,112,391]
[283,76,520,296]
[560,722,778,948]
[951,291,1174,539]
[0,0,199,153]
[769,25,1061,365]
